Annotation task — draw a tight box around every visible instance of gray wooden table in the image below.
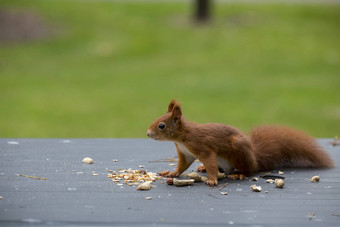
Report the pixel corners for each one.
[0,138,339,226]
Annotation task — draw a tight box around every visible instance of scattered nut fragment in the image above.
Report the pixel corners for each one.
[0,196,2,199]
[266,179,275,184]
[137,181,154,191]
[252,177,258,181]
[310,176,320,183]
[82,157,94,164]
[145,197,152,200]
[220,192,228,195]
[138,165,145,168]
[173,178,195,187]
[108,169,162,186]
[187,172,202,182]
[169,163,175,166]
[275,179,285,188]
[278,171,284,175]
[112,159,118,162]
[250,184,262,192]
[92,173,98,176]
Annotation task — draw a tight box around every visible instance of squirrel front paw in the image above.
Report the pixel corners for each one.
[167,171,179,178]
[205,179,218,186]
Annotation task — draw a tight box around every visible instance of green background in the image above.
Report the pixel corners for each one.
[1,0,339,138]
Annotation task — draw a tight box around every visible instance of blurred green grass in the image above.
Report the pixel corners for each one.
[0,0,339,138]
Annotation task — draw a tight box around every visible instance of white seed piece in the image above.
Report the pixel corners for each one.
[145,197,152,200]
[252,177,258,181]
[311,176,320,183]
[250,184,262,192]
[275,179,285,188]
[112,159,118,162]
[82,157,94,164]
[266,179,275,184]
[137,181,153,191]
[278,171,284,175]
[220,192,228,195]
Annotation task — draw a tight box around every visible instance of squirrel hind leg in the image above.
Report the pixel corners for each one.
[227,173,246,180]
[197,165,230,175]
[196,165,206,173]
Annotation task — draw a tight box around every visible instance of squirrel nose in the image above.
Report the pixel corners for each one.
[146,130,152,138]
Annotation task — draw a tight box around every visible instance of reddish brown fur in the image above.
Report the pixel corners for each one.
[250,125,334,171]
[147,100,334,186]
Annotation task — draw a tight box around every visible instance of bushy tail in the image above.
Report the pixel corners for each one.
[249,125,334,171]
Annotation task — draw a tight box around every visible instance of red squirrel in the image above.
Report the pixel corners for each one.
[146,100,334,186]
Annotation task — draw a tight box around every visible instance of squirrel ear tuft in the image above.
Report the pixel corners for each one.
[171,104,182,124]
[168,99,177,113]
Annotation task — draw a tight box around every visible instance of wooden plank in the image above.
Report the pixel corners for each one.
[0,138,339,226]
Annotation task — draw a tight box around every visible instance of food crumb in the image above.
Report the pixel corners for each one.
[145,197,152,200]
[310,176,320,183]
[137,181,153,191]
[250,184,262,192]
[82,157,94,164]
[275,179,285,188]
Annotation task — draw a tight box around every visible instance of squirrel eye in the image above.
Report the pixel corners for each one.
[158,123,166,130]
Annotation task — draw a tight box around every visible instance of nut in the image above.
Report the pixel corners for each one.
[136,181,153,190]
[310,176,320,183]
[173,178,195,187]
[275,179,285,188]
[145,197,152,200]
[82,157,94,164]
[187,172,202,182]
[220,192,228,195]
[200,176,208,182]
[250,184,262,192]
[166,178,174,185]
[266,179,275,183]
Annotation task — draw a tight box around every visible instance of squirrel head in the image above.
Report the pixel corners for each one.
[147,99,183,141]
